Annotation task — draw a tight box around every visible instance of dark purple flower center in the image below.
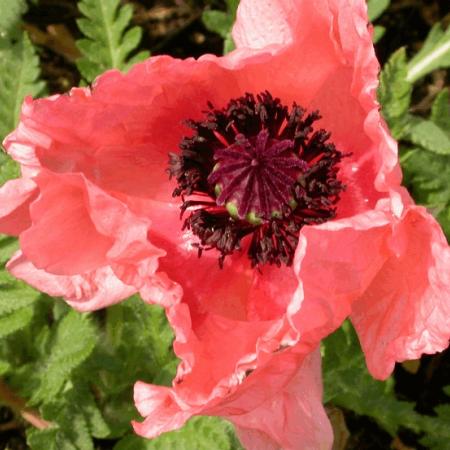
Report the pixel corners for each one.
[168,91,346,267]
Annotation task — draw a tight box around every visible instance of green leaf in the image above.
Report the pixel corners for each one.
[202,0,239,55]
[75,0,149,82]
[0,152,20,186]
[202,11,233,40]
[401,147,450,237]
[0,359,10,375]
[367,0,390,22]
[323,322,422,436]
[105,297,176,379]
[419,388,450,450]
[114,416,243,450]
[407,23,450,82]
[0,281,40,316]
[27,428,60,450]
[405,116,450,155]
[0,0,27,41]
[33,392,95,450]
[32,310,97,402]
[40,385,110,441]
[0,234,18,263]
[0,32,46,142]
[0,305,34,338]
[373,25,386,43]
[378,47,412,138]
[431,88,450,134]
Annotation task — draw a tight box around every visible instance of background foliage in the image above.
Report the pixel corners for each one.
[0,0,449,449]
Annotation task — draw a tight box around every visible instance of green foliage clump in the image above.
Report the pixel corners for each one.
[76,0,150,82]
[323,324,450,448]
[0,33,46,143]
[202,0,239,54]
[367,0,391,42]
[379,25,450,238]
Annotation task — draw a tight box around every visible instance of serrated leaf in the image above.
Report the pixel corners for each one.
[33,310,97,402]
[0,305,34,338]
[0,32,46,142]
[71,385,111,438]
[407,23,450,82]
[0,282,40,316]
[0,0,27,41]
[419,403,450,450]
[114,417,243,450]
[323,322,422,436]
[378,47,412,138]
[75,0,149,82]
[0,152,20,185]
[401,147,450,237]
[37,385,110,445]
[405,116,450,155]
[106,297,176,376]
[39,395,94,450]
[367,0,390,22]
[431,88,450,134]
[27,428,60,450]
[0,234,18,263]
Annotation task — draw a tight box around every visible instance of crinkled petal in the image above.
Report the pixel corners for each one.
[20,170,164,276]
[0,178,37,235]
[232,350,332,450]
[20,171,113,274]
[233,0,401,218]
[8,251,136,311]
[291,208,393,349]
[351,206,450,379]
[133,347,331,448]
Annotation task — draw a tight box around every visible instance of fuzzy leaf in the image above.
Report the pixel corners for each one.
[114,417,243,450]
[0,280,40,316]
[33,385,110,448]
[0,152,20,185]
[31,393,95,450]
[32,310,97,402]
[400,147,450,237]
[0,32,46,142]
[419,387,450,450]
[378,47,412,138]
[367,0,390,22]
[0,234,18,263]
[405,116,450,155]
[74,297,177,439]
[75,0,149,82]
[323,322,422,436]
[0,305,34,338]
[27,428,60,450]
[407,23,450,82]
[0,0,27,41]
[431,88,450,134]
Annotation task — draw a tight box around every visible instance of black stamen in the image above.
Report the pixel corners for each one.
[168,91,346,267]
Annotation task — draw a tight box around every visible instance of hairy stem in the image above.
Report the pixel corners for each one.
[0,379,51,430]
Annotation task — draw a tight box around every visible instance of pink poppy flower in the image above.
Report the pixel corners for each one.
[1,0,449,448]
